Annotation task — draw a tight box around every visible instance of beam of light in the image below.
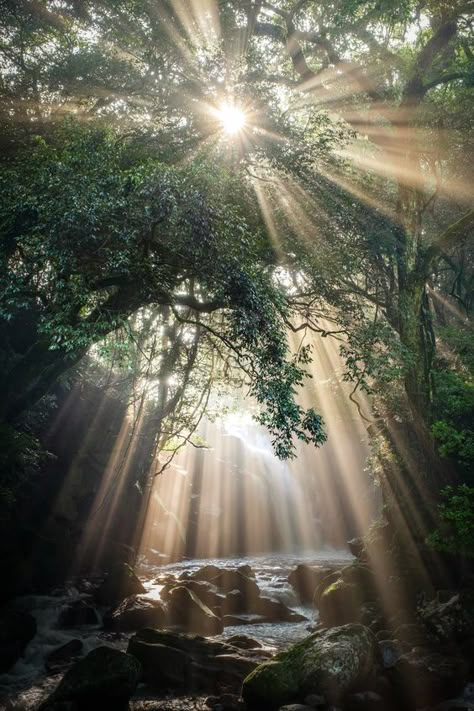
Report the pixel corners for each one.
[136,330,379,566]
[217,103,246,135]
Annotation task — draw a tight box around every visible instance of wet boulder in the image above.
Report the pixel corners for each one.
[127,628,261,693]
[289,565,335,604]
[94,563,145,606]
[318,580,364,627]
[58,600,99,628]
[103,595,166,632]
[162,580,225,613]
[212,570,261,601]
[0,609,37,672]
[39,646,142,711]
[168,585,223,636]
[313,571,341,607]
[254,597,307,623]
[340,564,376,597]
[242,623,378,709]
[45,639,83,674]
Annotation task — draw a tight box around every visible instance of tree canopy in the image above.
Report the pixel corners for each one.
[0,0,473,473]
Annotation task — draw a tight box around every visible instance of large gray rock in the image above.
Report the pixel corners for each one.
[242,623,378,709]
[211,570,261,603]
[161,580,225,613]
[104,594,166,632]
[0,609,36,672]
[39,646,142,711]
[167,586,223,636]
[127,628,263,693]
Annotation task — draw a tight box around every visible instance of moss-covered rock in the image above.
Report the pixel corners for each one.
[318,579,363,627]
[242,623,377,710]
[39,646,142,711]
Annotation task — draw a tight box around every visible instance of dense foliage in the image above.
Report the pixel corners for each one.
[0,0,473,547]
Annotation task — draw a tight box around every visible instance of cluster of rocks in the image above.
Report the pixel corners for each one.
[3,546,474,711]
[276,531,474,711]
[101,562,306,638]
[0,560,308,710]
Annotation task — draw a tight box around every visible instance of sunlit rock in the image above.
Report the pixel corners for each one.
[167,585,223,635]
[38,646,142,711]
[103,594,166,632]
[212,570,261,600]
[0,609,36,672]
[161,579,225,613]
[94,562,146,606]
[313,571,341,606]
[318,580,364,627]
[242,623,378,709]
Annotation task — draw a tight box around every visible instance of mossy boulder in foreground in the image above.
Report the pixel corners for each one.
[39,646,142,711]
[242,623,377,710]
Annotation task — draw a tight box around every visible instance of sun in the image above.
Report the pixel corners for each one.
[218,103,246,135]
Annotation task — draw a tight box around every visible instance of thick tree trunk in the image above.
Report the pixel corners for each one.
[398,284,435,418]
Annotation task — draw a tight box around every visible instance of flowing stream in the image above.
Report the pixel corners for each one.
[0,550,351,710]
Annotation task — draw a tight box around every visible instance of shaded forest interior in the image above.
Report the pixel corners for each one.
[0,1,473,710]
